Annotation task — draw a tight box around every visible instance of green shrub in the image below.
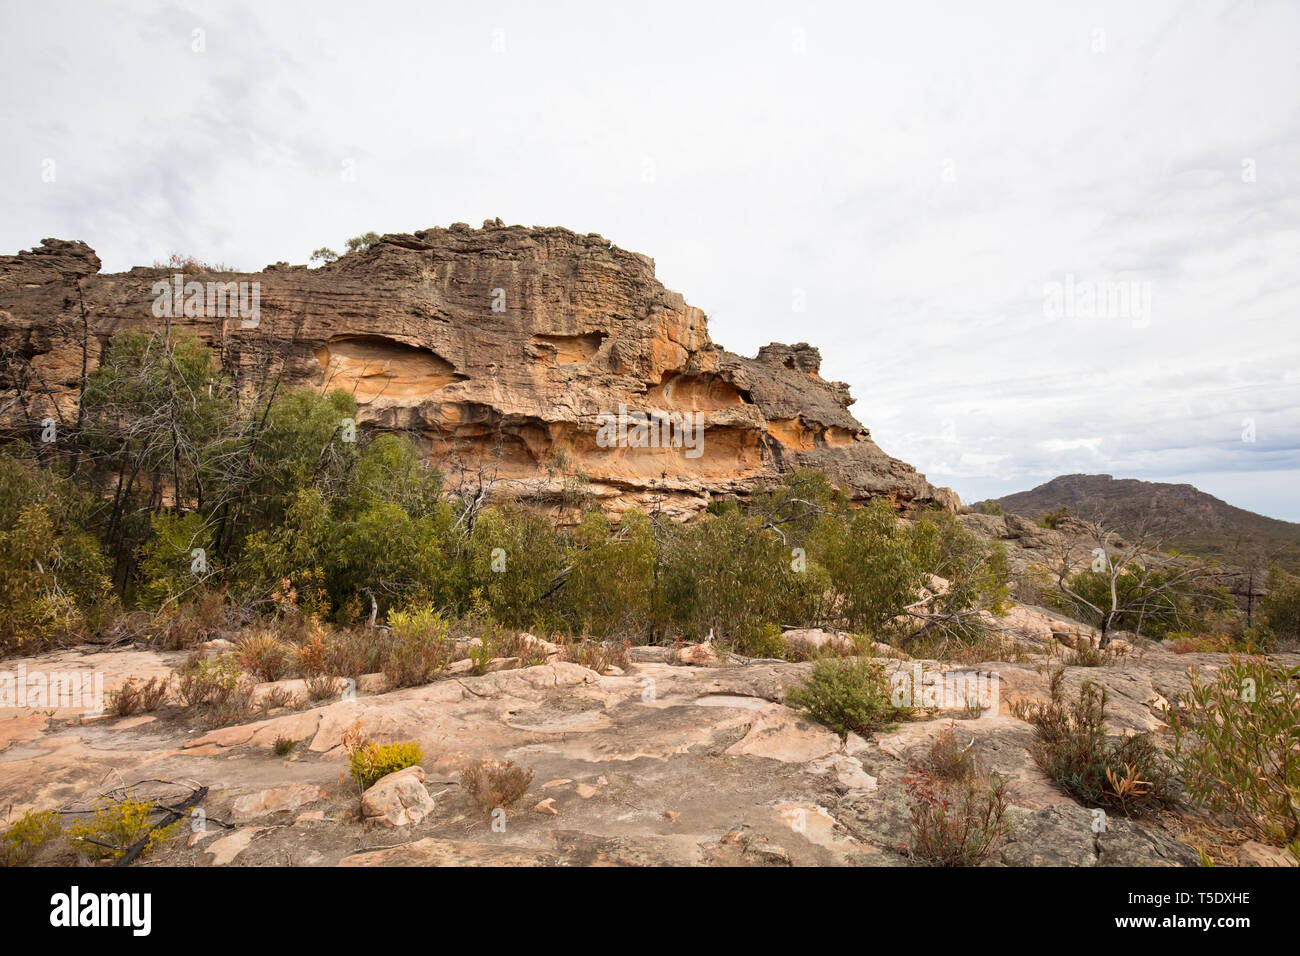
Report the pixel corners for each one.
[468,505,566,630]
[1,809,62,866]
[0,451,112,654]
[345,231,382,253]
[784,657,908,741]
[347,739,423,791]
[1036,507,1070,529]
[562,510,656,639]
[135,510,215,608]
[906,508,1012,643]
[1168,657,1300,844]
[1047,565,1231,642]
[383,602,453,687]
[1016,669,1177,816]
[657,506,811,644]
[811,497,928,635]
[66,798,178,862]
[178,654,242,707]
[1260,567,1300,648]
[733,623,788,659]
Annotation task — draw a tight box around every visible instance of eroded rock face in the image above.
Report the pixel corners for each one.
[0,226,956,518]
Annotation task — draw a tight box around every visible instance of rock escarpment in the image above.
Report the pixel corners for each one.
[0,224,957,517]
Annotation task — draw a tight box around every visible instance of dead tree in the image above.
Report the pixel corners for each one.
[1046,508,1216,647]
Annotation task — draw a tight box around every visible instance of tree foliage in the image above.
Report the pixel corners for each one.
[1,331,1019,654]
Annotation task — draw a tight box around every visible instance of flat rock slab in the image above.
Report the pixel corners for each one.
[3,641,1281,867]
[231,783,327,821]
[724,703,844,763]
[341,837,564,867]
[206,827,270,866]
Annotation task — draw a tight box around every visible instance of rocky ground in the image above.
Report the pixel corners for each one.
[2,616,1292,867]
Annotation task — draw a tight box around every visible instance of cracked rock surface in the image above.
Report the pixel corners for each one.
[3,639,1283,867]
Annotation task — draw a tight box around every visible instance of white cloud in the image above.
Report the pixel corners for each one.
[1,0,1297,519]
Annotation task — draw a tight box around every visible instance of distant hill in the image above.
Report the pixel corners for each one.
[982,474,1300,574]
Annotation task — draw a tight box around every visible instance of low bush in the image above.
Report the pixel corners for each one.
[323,625,385,679]
[177,654,241,707]
[138,676,170,711]
[110,679,142,717]
[733,623,789,659]
[305,673,339,701]
[205,683,255,728]
[1,809,62,866]
[1015,668,1177,816]
[558,636,629,673]
[109,676,168,716]
[927,725,977,781]
[1063,639,1128,667]
[905,769,1008,866]
[493,630,550,668]
[784,656,909,741]
[66,798,179,862]
[460,759,534,811]
[293,622,329,676]
[236,631,295,682]
[343,721,423,790]
[257,685,301,711]
[383,603,453,687]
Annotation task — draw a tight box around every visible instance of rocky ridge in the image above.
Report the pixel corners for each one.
[0,227,957,518]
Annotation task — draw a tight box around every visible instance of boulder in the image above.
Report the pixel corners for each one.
[360,765,436,828]
[675,642,720,665]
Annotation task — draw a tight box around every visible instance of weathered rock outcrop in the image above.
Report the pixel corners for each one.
[0,225,957,517]
[5,638,1279,866]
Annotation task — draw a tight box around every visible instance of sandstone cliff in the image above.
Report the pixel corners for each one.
[0,224,957,517]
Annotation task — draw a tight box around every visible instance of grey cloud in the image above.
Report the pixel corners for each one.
[1,0,1297,518]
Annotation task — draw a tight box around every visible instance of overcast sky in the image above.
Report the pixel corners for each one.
[3,0,1297,519]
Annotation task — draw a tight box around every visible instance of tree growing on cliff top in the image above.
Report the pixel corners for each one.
[309,232,381,265]
[345,232,382,254]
